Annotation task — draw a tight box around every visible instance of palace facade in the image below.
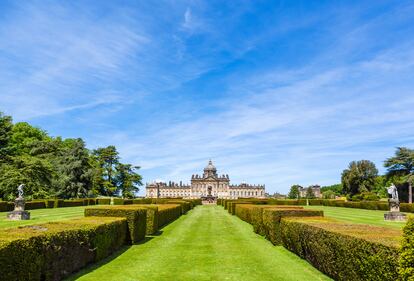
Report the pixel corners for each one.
[146,160,265,199]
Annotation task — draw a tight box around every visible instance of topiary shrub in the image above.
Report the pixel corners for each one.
[281,217,401,281]
[0,217,127,281]
[85,206,147,244]
[262,208,323,245]
[165,200,191,214]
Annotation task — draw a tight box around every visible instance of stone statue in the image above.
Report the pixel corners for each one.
[387,183,398,201]
[17,184,25,198]
[384,182,407,221]
[7,184,30,220]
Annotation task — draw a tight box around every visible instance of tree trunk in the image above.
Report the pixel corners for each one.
[409,182,412,204]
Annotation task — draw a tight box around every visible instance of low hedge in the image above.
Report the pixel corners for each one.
[262,208,322,245]
[280,217,401,281]
[85,206,147,244]
[0,201,14,212]
[96,198,111,205]
[62,200,84,208]
[165,200,191,214]
[119,205,159,235]
[0,217,127,281]
[113,198,124,205]
[399,216,414,279]
[157,204,182,227]
[25,201,47,210]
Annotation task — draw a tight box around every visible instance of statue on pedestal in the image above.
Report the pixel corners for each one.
[7,184,30,220]
[384,183,406,221]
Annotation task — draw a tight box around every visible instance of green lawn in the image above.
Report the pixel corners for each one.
[68,205,330,281]
[0,206,86,229]
[304,205,407,229]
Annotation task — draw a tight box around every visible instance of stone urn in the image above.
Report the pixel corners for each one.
[7,197,30,220]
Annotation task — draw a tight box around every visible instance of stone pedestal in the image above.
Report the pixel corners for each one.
[384,198,407,221]
[384,212,407,221]
[7,197,30,220]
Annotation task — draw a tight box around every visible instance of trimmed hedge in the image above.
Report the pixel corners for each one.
[119,205,159,235]
[262,208,323,245]
[85,206,147,244]
[0,201,14,212]
[158,204,182,227]
[165,200,191,214]
[25,201,47,210]
[62,200,84,208]
[96,198,111,205]
[399,216,414,280]
[0,217,127,281]
[280,217,401,281]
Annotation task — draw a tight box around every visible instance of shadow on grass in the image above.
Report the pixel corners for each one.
[64,245,131,281]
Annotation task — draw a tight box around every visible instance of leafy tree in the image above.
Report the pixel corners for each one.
[305,187,315,199]
[320,184,342,195]
[0,155,53,200]
[384,147,414,203]
[92,146,120,196]
[322,190,336,199]
[288,185,301,199]
[115,164,142,198]
[0,112,13,162]
[9,122,49,155]
[341,160,378,196]
[52,138,94,198]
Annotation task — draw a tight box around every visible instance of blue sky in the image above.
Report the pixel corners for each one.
[1,1,414,195]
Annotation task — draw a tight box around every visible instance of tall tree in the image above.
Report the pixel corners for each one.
[341,160,378,196]
[0,112,13,163]
[115,164,143,198]
[92,146,119,196]
[52,138,94,198]
[288,185,301,199]
[384,147,414,203]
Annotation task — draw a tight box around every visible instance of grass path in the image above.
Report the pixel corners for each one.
[0,206,85,229]
[304,205,407,229]
[68,205,330,281]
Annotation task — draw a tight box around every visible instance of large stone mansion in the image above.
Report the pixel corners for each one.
[146,160,265,199]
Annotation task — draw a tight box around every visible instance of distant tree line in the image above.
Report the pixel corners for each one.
[0,112,142,200]
[287,147,414,202]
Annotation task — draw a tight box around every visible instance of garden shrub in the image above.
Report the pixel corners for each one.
[124,199,133,205]
[0,217,127,281]
[262,208,323,245]
[97,198,111,205]
[401,204,414,213]
[85,206,147,243]
[281,217,401,281]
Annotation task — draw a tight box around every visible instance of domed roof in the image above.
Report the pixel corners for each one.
[204,160,216,171]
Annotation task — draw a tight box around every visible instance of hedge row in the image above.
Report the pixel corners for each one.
[157,204,182,227]
[220,198,414,212]
[0,217,127,281]
[234,204,323,245]
[280,217,402,281]
[0,198,105,212]
[85,206,147,244]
